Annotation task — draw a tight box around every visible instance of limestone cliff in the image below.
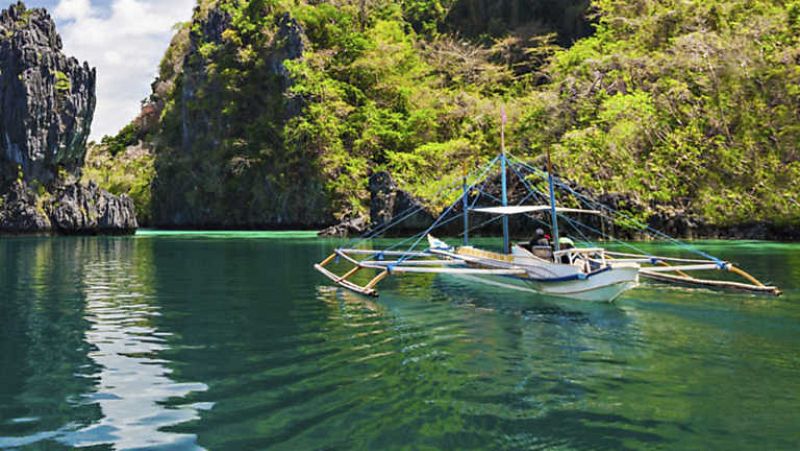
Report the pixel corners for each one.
[0,2,94,186]
[0,2,136,234]
[150,5,320,228]
[88,0,800,238]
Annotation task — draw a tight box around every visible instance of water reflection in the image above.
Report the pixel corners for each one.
[311,281,671,449]
[0,238,207,449]
[0,239,101,446]
[1,237,798,449]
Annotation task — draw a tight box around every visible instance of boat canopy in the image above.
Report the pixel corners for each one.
[470,205,602,216]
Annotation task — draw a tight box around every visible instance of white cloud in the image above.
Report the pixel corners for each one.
[54,0,91,20]
[52,0,196,140]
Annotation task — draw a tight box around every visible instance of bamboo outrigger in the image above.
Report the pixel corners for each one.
[314,112,780,301]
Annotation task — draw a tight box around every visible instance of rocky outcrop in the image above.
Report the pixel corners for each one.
[0,182,137,235]
[0,2,95,187]
[0,180,137,234]
[49,182,137,234]
[150,4,318,229]
[445,0,592,45]
[317,171,437,237]
[318,216,368,238]
[369,172,436,235]
[0,181,50,233]
[0,2,136,235]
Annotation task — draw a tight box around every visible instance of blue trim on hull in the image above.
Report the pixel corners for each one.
[503,265,613,283]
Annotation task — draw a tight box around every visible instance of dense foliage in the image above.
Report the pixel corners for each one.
[535,0,800,226]
[83,143,154,224]
[87,0,800,230]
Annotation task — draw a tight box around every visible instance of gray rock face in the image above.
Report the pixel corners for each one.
[270,13,305,117]
[0,2,96,187]
[0,180,137,234]
[369,172,435,235]
[0,180,50,233]
[49,182,137,234]
[0,2,136,235]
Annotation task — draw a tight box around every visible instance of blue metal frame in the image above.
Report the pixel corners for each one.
[548,171,560,252]
[462,176,469,246]
[501,153,510,254]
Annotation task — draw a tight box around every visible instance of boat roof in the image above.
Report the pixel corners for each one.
[470,205,602,215]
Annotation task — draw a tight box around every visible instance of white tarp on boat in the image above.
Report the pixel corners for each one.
[471,206,602,215]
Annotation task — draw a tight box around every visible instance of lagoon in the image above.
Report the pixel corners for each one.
[1,233,799,449]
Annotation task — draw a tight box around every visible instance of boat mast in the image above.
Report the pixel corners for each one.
[462,163,469,246]
[546,148,560,252]
[501,107,510,254]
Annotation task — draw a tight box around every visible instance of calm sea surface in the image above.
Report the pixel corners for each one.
[1,232,798,450]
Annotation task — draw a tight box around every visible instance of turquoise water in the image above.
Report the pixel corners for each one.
[0,234,798,449]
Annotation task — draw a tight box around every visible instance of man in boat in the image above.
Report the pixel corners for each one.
[529,228,550,248]
[528,228,553,259]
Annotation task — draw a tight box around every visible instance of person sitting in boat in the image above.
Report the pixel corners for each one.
[529,228,550,248]
[528,228,553,259]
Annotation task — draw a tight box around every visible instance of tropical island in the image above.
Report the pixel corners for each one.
[1,0,799,238]
[2,3,800,450]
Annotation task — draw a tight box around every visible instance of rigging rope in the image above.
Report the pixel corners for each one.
[507,153,723,264]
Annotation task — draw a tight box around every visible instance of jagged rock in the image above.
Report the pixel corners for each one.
[0,2,96,187]
[48,182,137,234]
[178,4,232,152]
[0,181,50,233]
[318,216,368,237]
[0,2,137,235]
[369,172,435,234]
[0,180,136,235]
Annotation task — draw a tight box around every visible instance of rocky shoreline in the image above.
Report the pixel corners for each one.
[319,171,799,241]
[0,181,137,235]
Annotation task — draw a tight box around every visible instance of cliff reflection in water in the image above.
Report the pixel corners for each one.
[0,237,206,449]
[1,236,798,449]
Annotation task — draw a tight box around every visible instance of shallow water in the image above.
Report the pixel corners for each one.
[1,233,798,449]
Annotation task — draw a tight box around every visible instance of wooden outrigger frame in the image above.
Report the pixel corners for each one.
[603,252,781,296]
[315,248,530,297]
[314,111,781,300]
[316,246,781,298]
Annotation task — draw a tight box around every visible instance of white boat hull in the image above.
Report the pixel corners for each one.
[455,264,639,303]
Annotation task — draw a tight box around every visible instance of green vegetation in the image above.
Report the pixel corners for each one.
[100,123,139,156]
[54,70,71,93]
[83,143,155,224]
[535,0,800,226]
[100,0,800,230]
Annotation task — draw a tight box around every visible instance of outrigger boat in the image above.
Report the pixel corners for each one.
[315,118,781,302]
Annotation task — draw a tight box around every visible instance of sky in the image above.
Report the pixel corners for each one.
[3,0,197,140]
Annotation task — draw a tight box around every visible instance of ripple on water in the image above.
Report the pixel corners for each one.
[2,237,799,449]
